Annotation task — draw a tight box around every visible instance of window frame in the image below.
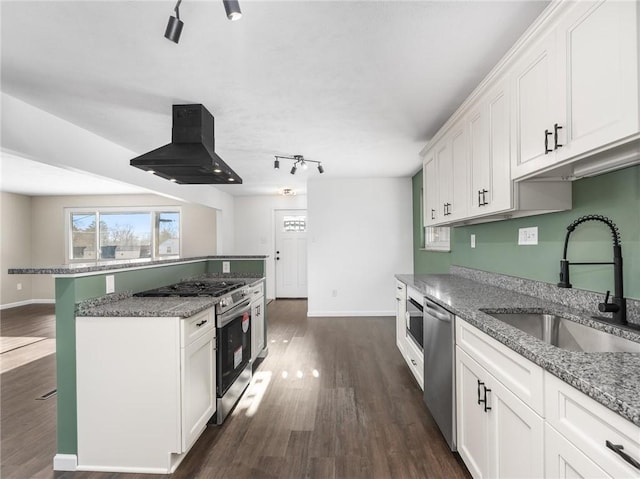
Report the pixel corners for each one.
[65,206,182,263]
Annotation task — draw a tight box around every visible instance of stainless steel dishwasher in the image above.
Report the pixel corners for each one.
[423,297,456,451]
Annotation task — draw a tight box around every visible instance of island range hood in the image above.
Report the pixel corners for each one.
[130,104,242,184]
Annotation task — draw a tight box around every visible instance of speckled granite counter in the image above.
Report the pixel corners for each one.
[396,273,640,427]
[76,277,264,318]
[8,255,268,276]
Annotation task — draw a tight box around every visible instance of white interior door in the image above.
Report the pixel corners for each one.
[274,209,307,298]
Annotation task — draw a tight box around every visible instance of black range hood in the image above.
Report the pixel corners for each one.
[130,104,242,184]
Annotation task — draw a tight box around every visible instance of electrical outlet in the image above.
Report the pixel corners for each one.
[223,261,230,273]
[470,234,476,249]
[105,275,115,294]
[17,283,22,291]
[518,227,538,245]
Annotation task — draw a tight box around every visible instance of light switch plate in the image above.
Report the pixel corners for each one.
[222,261,230,273]
[105,275,115,294]
[518,227,538,245]
[470,234,476,248]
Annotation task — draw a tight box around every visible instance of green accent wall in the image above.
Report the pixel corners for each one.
[413,165,640,300]
[54,258,265,456]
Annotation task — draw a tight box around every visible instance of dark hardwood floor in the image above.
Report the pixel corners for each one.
[1,300,470,479]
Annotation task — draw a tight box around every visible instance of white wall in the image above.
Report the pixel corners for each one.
[3,194,218,302]
[307,178,413,316]
[233,194,307,300]
[1,93,236,247]
[0,192,33,307]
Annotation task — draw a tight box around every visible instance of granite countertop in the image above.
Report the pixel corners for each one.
[76,276,265,318]
[8,255,269,275]
[396,273,640,427]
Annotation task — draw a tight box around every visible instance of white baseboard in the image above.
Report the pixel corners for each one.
[53,454,78,471]
[306,310,394,317]
[0,298,55,310]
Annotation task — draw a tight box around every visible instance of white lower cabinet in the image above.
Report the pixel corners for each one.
[181,327,216,452]
[545,423,609,479]
[251,296,265,363]
[76,308,216,473]
[395,280,407,355]
[456,319,640,479]
[545,373,640,479]
[456,346,544,479]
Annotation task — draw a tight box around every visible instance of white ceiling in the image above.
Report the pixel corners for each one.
[1,0,549,197]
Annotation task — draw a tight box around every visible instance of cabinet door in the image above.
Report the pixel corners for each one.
[486,80,512,213]
[487,372,544,479]
[545,423,610,479]
[435,139,451,222]
[251,299,265,362]
[468,103,490,217]
[395,282,407,354]
[456,347,490,479]
[423,152,439,226]
[511,29,560,179]
[556,0,639,163]
[449,126,469,221]
[181,330,216,452]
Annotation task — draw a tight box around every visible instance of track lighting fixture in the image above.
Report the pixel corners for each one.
[165,0,184,43]
[164,0,242,43]
[274,155,325,176]
[223,0,242,21]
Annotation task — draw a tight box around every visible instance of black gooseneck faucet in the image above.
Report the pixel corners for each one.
[558,214,627,326]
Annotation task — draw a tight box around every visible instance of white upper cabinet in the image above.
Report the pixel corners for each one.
[421,0,639,226]
[423,149,438,227]
[469,78,512,217]
[424,124,469,226]
[511,28,560,179]
[512,0,639,180]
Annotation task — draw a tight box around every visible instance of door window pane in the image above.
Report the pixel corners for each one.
[156,212,180,256]
[71,213,96,259]
[282,216,306,232]
[99,213,151,260]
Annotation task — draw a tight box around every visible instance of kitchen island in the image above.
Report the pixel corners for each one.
[8,255,267,472]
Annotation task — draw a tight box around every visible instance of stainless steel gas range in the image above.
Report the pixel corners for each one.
[135,279,252,424]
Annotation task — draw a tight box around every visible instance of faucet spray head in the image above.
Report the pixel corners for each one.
[558,259,572,288]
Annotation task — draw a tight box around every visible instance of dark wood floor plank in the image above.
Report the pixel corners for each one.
[1,300,470,479]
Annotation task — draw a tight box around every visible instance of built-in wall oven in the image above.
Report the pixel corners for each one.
[215,297,252,424]
[406,290,424,350]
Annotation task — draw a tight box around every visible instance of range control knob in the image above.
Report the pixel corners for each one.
[219,297,229,308]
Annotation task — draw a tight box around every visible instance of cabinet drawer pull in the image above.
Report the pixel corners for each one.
[477,380,491,412]
[483,387,492,412]
[196,320,208,327]
[410,359,417,366]
[545,129,553,154]
[606,440,640,470]
[481,189,488,206]
[431,209,436,220]
[554,123,563,149]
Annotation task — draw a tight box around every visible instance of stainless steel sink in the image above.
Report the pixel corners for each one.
[484,312,640,353]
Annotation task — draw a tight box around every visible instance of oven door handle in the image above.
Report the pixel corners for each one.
[218,299,251,327]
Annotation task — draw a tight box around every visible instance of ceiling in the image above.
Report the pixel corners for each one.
[1,0,549,197]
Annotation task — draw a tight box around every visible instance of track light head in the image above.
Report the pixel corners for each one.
[317,164,324,174]
[223,0,242,21]
[301,160,308,170]
[165,0,183,43]
[274,159,280,170]
[290,165,297,175]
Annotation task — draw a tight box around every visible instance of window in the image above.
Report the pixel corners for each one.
[282,215,306,232]
[67,207,180,262]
